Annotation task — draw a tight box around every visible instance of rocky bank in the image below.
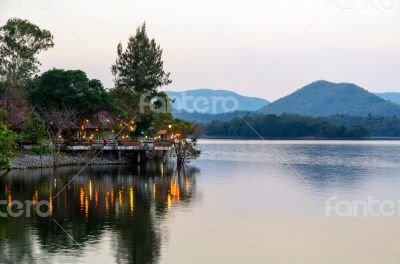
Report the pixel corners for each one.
[10,154,131,170]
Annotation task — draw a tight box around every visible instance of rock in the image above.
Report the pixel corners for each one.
[10,154,131,170]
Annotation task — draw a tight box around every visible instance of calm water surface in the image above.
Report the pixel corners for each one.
[2,140,400,263]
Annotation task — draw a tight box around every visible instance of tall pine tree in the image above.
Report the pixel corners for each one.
[111,23,171,95]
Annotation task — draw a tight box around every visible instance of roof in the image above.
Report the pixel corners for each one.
[71,111,115,130]
[156,130,168,135]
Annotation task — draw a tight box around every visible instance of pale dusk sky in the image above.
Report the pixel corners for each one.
[1,0,399,101]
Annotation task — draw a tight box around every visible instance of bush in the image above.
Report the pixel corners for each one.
[0,123,16,169]
[31,141,52,155]
[21,116,47,143]
[0,108,8,123]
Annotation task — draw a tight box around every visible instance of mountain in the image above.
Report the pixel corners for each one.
[259,80,400,117]
[172,109,244,122]
[165,89,269,114]
[375,92,400,105]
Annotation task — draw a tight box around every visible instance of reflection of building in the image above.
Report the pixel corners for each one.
[0,163,198,264]
[1,163,197,219]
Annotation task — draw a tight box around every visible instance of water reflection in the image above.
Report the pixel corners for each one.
[0,163,199,264]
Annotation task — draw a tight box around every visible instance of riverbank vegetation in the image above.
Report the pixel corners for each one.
[203,114,371,139]
[0,18,200,169]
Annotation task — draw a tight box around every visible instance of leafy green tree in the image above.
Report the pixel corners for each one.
[21,116,47,143]
[0,18,54,88]
[108,86,140,119]
[153,112,174,132]
[111,23,171,95]
[0,123,16,169]
[29,69,113,117]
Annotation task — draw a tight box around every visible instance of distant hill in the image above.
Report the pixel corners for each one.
[165,89,269,114]
[259,80,400,117]
[172,109,244,122]
[375,92,400,105]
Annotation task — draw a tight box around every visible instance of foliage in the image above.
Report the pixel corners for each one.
[328,114,400,137]
[131,114,155,138]
[29,69,114,117]
[111,23,171,95]
[39,106,77,140]
[0,123,16,169]
[170,119,201,168]
[153,112,174,132]
[0,87,32,129]
[0,108,8,123]
[204,113,371,139]
[20,116,47,143]
[108,86,140,119]
[0,18,54,87]
[31,141,52,156]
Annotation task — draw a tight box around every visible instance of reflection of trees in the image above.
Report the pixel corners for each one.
[0,162,198,263]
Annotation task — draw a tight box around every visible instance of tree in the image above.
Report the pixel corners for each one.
[29,69,114,117]
[108,86,140,119]
[170,119,201,168]
[0,123,16,170]
[20,116,47,143]
[0,88,32,129]
[111,23,171,95]
[39,106,77,166]
[0,18,54,88]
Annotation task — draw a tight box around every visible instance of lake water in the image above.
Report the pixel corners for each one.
[2,140,400,263]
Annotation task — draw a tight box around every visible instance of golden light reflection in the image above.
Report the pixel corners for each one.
[7,193,12,205]
[129,186,134,215]
[152,183,156,200]
[105,191,109,215]
[33,190,38,206]
[167,194,171,210]
[185,177,189,194]
[118,189,123,211]
[49,193,53,217]
[85,197,89,220]
[89,180,93,200]
[110,189,114,207]
[80,187,85,211]
[95,190,98,207]
[170,181,180,202]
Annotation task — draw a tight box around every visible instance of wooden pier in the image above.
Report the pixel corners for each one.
[65,139,173,163]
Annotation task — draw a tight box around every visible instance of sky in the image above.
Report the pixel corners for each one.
[1,0,399,101]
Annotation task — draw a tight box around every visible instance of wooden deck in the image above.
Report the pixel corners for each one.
[66,140,172,151]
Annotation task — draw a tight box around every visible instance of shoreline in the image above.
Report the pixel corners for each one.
[9,154,132,170]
